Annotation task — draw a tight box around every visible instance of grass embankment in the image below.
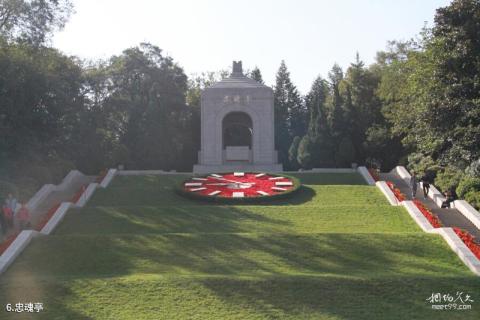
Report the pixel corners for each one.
[0,173,478,320]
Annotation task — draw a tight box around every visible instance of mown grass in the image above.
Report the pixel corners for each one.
[0,172,479,320]
[4,233,470,278]
[54,204,417,235]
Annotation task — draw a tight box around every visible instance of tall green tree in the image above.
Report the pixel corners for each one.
[104,43,189,170]
[426,0,480,167]
[326,64,346,140]
[298,76,333,168]
[0,40,84,186]
[379,0,480,171]
[274,60,306,167]
[0,42,84,158]
[249,66,264,84]
[340,53,382,163]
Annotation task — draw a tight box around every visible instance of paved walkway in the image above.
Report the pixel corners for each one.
[380,172,480,242]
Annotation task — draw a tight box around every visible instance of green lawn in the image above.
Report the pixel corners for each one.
[0,173,479,320]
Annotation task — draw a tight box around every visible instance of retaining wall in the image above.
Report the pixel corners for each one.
[357,166,376,185]
[26,170,88,213]
[453,200,480,230]
[401,201,434,232]
[0,231,41,274]
[376,181,400,206]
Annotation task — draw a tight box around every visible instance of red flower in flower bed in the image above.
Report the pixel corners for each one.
[0,232,19,255]
[413,200,442,228]
[368,168,380,182]
[386,181,407,202]
[70,186,86,204]
[453,227,480,260]
[95,170,108,183]
[35,203,61,232]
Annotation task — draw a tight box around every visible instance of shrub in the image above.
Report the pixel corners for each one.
[14,177,41,202]
[22,165,53,186]
[457,177,480,199]
[110,144,131,168]
[296,136,312,170]
[407,153,441,177]
[434,167,464,192]
[335,137,356,167]
[0,180,18,202]
[464,191,480,210]
[48,158,76,183]
[466,159,480,178]
[289,136,302,170]
[365,157,381,170]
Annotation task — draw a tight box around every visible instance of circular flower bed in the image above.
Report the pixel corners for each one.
[177,172,301,203]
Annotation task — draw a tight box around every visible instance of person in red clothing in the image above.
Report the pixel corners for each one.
[2,203,13,229]
[17,203,31,230]
[1,204,7,235]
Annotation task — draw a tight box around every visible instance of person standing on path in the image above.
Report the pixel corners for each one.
[6,193,17,214]
[0,204,7,237]
[420,174,430,199]
[410,171,418,199]
[2,202,14,229]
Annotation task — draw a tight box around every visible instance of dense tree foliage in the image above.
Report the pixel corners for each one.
[0,0,478,207]
[0,0,73,45]
[375,0,480,207]
[0,39,84,198]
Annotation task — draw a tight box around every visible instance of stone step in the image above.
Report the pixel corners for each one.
[380,172,480,240]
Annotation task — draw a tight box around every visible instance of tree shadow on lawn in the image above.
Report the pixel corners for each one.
[56,186,316,235]
[142,234,466,277]
[2,233,478,320]
[57,204,295,235]
[7,233,469,280]
[196,276,480,320]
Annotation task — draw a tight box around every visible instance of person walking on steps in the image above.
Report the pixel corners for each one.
[410,171,418,199]
[421,174,430,199]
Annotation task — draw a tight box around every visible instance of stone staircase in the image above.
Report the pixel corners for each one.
[29,174,96,227]
[380,171,480,240]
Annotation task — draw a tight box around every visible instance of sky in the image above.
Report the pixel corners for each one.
[53,0,452,93]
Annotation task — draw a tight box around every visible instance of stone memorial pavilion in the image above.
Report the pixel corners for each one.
[193,61,283,173]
